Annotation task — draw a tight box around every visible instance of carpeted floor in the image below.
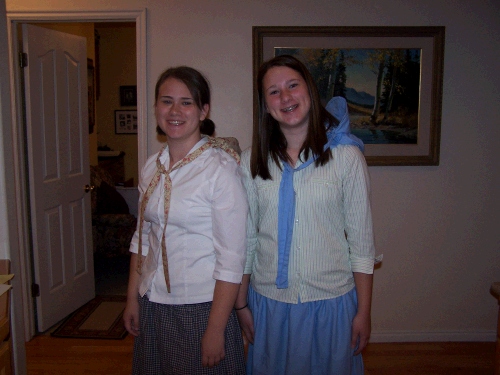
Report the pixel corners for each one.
[51,295,128,340]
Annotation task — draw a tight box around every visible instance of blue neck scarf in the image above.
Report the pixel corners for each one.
[275,96,364,289]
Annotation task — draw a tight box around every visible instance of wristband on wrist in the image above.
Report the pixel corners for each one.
[234,303,248,311]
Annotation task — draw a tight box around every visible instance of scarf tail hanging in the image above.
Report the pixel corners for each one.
[136,136,240,293]
[276,167,296,289]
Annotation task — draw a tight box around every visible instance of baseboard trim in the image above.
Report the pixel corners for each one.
[370,329,496,342]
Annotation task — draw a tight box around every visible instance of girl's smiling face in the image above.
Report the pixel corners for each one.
[155,77,208,145]
[262,66,311,133]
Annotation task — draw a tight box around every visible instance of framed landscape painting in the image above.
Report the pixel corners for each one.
[253,26,445,166]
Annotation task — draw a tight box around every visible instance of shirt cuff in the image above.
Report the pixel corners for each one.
[128,237,149,256]
[351,255,375,274]
[213,270,243,284]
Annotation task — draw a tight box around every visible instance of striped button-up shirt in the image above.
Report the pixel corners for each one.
[241,145,375,304]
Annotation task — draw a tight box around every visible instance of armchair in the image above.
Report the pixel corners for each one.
[90,165,137,258]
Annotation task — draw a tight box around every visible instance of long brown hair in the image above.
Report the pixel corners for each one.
[251,55,338,180]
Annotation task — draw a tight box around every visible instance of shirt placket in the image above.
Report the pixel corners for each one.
[292,170,304,302]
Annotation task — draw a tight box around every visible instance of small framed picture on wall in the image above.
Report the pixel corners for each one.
[119,85,137,106]
[115,110,138,134]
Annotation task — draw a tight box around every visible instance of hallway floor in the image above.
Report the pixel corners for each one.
[94,254,130,296]
[25,339,496,375]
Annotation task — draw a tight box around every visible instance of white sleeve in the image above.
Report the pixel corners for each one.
[211,157,249,283]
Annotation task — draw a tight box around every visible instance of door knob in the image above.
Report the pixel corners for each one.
[84,184,95,193]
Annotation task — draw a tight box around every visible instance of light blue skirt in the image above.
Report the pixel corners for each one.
[246,286,364,375]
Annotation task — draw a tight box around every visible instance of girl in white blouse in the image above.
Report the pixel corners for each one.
[123,66,248,374]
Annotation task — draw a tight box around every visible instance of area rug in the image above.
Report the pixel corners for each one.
[51,295,128,339]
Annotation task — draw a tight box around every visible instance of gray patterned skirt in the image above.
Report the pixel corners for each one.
[132,295,246,375]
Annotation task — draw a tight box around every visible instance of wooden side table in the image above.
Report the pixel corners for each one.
[491,282,500,375]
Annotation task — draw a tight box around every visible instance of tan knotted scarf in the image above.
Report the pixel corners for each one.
[136,136,240,293]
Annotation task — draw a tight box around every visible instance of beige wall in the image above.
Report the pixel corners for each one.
[95,22,138,185]
[4,0,500,348]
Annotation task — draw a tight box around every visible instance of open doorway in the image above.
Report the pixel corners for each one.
[92,22,138,298]
[6,9,147,346]
[28,21,136,300]
[30,21,138,299]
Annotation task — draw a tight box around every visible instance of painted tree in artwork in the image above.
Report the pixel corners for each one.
[366,49,389,124]
[381,50,405,120]
[332,50,347,98]
[381,49,421,127]
[299,48,339,103]
[396,49,421,113]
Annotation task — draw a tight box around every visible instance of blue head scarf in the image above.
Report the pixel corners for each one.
[275,96,364,288]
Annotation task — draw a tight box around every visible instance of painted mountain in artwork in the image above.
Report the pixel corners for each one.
[344,87,375,107]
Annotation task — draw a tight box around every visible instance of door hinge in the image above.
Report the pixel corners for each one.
[31,283,40,297]
[19,52,28,68]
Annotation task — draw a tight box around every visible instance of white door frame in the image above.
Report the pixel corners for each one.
[6,9,148,344]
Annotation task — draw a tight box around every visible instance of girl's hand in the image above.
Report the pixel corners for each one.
[236,306,255,344]
[123,298,140,337]
[351,312,371,355]
[201,328,225,368]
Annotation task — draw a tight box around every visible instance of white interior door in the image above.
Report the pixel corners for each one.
[22,23,95,332]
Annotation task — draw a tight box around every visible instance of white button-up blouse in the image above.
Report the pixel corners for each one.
[129,138,248,305]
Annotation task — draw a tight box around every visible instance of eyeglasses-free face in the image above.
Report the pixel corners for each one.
[262,66,311,134]
[155,77,209,146]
